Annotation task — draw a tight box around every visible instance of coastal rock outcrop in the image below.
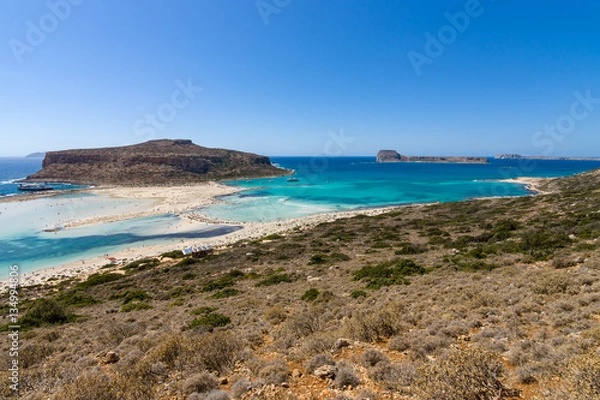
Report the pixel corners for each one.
[376,150,488,164]
[376,150,402,162]
[26,139,288,185]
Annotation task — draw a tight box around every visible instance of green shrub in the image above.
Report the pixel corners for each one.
[173,257,200,268]
[519,229,570,260]
[301,288,320,302]
[121,290,151,304]
[256,274,292,287]
[192,306,218,316]
[350,290,368,299]
[56,290,99,307]
[353,259,425,289]
[160,250,185,259]
[20,298,73,328]
[308,254,328,265]
[189,313,231,330]
[202,270,245,292]
[182,273,196,280]
[395,243,426,255]
[455,260,499,272]
[122,258,160,272]
[76,273,123,289]
[202,277,235,292]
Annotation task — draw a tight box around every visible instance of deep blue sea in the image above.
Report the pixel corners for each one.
[2,156,600,279]
[0,157,82,196]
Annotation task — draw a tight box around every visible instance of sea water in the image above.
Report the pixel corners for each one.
[0,157,83,196]
[199,157,600,222]
[0,157,240,279]
[2,156,600,278]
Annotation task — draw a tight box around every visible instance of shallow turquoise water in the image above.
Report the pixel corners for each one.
[199,157,600,222]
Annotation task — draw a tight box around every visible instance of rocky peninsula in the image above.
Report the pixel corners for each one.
[25,139,288,185]
[376,150,489,163]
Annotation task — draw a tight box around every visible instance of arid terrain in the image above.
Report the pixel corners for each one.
[2,169,600,399]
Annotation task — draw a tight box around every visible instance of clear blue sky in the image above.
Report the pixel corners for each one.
[1,0,599,157]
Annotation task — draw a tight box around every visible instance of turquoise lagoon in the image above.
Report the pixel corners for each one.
[1,156,600,279]
[199,157,600,222]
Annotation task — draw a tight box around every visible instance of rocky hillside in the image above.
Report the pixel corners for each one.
[26,139,288,185]
[377,150,489,163]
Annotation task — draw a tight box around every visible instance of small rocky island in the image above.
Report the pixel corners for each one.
[26,139,288,185]
[376,150,489,164]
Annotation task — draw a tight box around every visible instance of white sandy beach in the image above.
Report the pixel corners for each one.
[0,182,401,291]
[0,177,549,291]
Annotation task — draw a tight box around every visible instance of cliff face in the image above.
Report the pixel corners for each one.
[377,150,488,164]
[376,150,402,162]
[27,139,287,185]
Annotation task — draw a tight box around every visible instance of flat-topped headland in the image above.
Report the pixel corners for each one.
[377,149,489,163]
[25,139,289,185]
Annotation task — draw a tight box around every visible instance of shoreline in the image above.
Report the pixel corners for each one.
[0,176,554,291]
[497,177,550,195]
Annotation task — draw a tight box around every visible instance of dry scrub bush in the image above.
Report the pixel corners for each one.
[334,366,361,389]
[416,347,513,400]
[258,358,289,385]
[143,331,241,374]
[531,271,573,295]
[20,342,55,368]
[190,390,231,400]
[360,349,389,367]
[295,332,337,360]
[306,353,336,373]
[368,361,418,390]
[53,372,119,400]
[231,378,252,398]
[355,388,380,400]
[145,334,191,370]
[192,331,243,374]
[264,305,288,324]
[276,308,324,348]
[345,306,403,342]
[183,372,219,394]
[546,353,600,399]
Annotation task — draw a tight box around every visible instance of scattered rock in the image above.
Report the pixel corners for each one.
[332,338,352,351]
[292,369,303,378]
[103,351,120,364]
[219,377,228,385]
[314,365,337,380]
[576,256,585,264]
[281,382,290,388]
